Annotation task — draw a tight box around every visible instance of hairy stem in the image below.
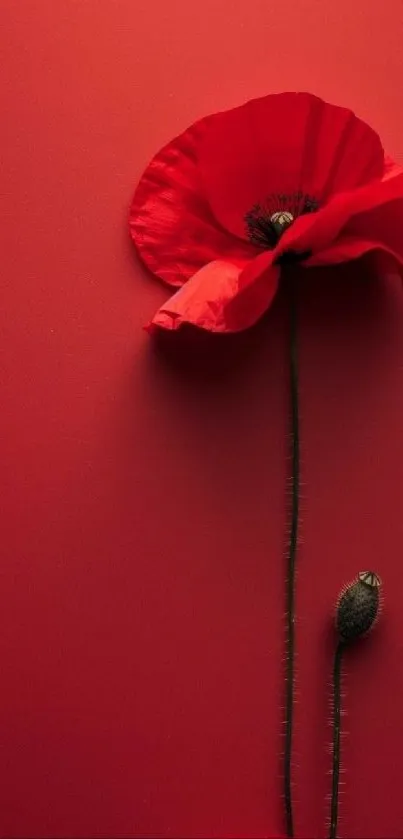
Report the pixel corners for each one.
[284,277,300,838]
[330,642,345,839]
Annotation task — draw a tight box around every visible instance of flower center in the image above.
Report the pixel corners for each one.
[245,193,318,249]
[270,210,294,240]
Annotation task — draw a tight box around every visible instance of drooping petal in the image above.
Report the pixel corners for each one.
[148,257,280,333]
[200,92,384,241]
[130,119,255,288]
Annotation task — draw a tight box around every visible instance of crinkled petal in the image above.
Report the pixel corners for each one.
[148,257,280,333]
[130,119,255,287]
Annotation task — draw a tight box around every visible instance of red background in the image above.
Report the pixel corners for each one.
[1,2,403,837]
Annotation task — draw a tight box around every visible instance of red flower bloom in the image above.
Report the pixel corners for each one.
[130,92,403,333]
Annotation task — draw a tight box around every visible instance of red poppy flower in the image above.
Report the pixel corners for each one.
[130,92,403,333]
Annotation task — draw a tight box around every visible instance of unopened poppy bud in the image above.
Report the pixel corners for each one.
[336,571,381,643]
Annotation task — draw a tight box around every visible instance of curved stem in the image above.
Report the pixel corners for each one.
[284,277,300,838]
[330,642,345,839]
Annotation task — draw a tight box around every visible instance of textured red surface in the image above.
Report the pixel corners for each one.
[1,2,403,837]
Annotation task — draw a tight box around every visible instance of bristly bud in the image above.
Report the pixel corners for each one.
[336,571,382,643]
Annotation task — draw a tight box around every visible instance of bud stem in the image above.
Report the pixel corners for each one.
[330,641,345,839]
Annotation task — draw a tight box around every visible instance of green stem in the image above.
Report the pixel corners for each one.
[330,642,345,839]
[284,277,300,839]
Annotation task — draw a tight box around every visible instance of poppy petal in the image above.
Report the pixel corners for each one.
[280,161,403,256]
[306,233,403,272]
[148,257,280,333]
[200,92,384,242]
[130,119,255,288]
[347,194,403,259]
[224,251,280,329]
